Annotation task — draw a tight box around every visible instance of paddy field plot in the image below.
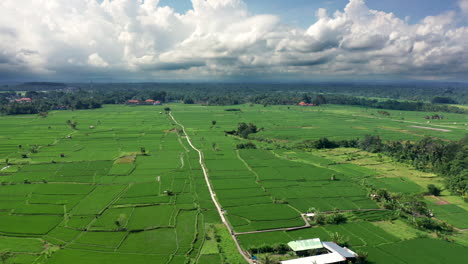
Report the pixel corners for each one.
[425,200,468,229]
[363,238,468,264]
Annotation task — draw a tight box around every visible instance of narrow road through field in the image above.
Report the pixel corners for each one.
[169,112,254,264]
[352,114,467,131]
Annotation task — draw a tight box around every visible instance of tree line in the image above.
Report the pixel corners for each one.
[0,90,102,115]
[3,82,467,104]
[1,83,466,115]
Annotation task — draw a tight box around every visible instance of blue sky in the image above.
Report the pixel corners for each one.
[1,0,467,82]
[160,0,461,27]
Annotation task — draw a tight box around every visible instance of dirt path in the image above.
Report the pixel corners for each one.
[169,112,254,264]
[352,114,466,130]
[425,195,451,205]
[410,126,451,132]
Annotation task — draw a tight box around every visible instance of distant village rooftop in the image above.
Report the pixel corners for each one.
[15,98,32,102]
[298,101,317,106]
[126,99,162,105]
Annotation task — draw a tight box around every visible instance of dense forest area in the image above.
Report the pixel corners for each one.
[0,90,102,115]
[2,82,467,103]
[295,136,467,198]
[0,82,466,115]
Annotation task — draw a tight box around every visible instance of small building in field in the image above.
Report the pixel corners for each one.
[281,239,357,264]
[145,99,155,104]
[15,98,32,103]
[127,100,140,105]
[287,238,324,256]
[298,101,317,106]
[153,100,162,105]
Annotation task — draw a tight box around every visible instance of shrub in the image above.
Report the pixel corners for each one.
[273,244,290,254]
[355,250,368,264]
[427,184,442,196]
[248,243,289,255]
[414,217,453,233]
[326,213,347,225]
[236,142,257,149]
[314,213,326,225]
[329,232,349,247]
[314,137,338,149]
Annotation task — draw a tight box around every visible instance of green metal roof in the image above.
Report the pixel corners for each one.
[287,238,323,252]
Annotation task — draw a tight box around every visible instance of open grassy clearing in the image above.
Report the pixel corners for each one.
[275,147,437,191]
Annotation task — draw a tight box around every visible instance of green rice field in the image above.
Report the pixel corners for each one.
[0,103,466,263]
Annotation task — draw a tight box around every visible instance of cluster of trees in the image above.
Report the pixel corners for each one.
[298,135,467,197]
[236,142,257,149]
[0,90,102,115]
[431,96,458,104]
[367,188,453,233]
[225,123,261,139]
[300,94,327,105]
[297,138,359,149]
[313,212,348,225]
[324,95,465,114]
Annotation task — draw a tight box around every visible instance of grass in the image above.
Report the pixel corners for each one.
[314,148,441,190]
[426,202,468,229]
[200,224,220,255]
[372,220,426,240]
[214,224,246,264]
[0,236,44,252]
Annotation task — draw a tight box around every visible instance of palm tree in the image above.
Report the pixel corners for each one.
[329,232,349,247]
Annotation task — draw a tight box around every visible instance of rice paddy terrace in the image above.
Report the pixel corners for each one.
[0,104,467,264]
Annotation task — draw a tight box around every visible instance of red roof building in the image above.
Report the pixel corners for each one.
[15,98,32,103]
[299,101,317,106]
[154,100,162,105]
[127,100,140,105]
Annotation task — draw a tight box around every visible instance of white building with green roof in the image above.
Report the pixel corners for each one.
[282,238,357,264]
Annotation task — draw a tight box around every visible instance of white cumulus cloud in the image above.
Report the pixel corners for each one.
[0,0,467,80]
[88,53,109,68]
[460,0,468,14]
